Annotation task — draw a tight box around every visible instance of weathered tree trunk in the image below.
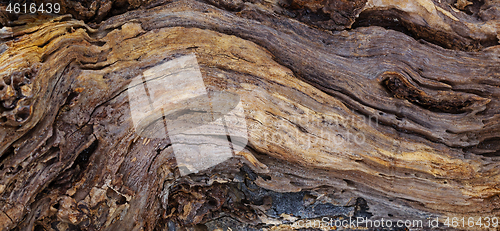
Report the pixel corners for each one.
[0,0,499,230]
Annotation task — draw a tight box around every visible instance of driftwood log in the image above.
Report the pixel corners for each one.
[0,0,500,230]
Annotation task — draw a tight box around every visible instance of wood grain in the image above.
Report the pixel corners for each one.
[0,0,499,230]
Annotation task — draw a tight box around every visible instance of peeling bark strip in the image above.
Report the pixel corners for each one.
[0,0,499,230]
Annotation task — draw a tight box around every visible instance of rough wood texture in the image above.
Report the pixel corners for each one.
[0,0,499,230]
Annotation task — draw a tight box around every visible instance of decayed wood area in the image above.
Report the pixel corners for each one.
[0,0,500,230]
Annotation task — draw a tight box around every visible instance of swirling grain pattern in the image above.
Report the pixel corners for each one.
[0,0,499,230]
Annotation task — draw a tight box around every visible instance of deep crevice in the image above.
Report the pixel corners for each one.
[467,137,500,157]
[350,8,499,51]
[75,139,98,168]
[351,9,417,39]
[49,138,98,187]
[0,146,15,167]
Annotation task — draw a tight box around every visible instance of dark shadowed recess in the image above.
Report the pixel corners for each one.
[3,0,497,51]
[160,164,388,230]
[50,139,98,188]
[352,8,499,51]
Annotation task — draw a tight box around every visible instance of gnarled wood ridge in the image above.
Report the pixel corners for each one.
[0,0,499,230]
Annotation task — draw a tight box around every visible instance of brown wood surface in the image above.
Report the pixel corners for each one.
[0,0,499,230]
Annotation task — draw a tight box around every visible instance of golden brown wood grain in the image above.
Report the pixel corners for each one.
[0,0,499,230]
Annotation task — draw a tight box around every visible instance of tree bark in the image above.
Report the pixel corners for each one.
[0,0,499,230]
